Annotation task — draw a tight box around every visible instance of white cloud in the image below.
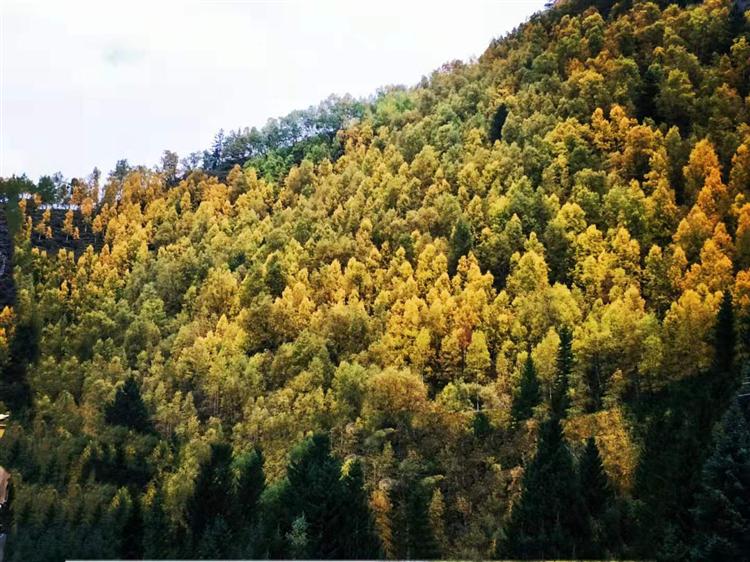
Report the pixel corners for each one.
[1,0,547,180]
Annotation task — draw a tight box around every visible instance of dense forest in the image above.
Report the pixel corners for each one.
[2,0,750,559]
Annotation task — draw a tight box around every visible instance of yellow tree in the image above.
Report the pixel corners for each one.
[661,289,722,381]
[63,209,76,242]
[682,224,734,294]
[465,330,491,385]
[674,206,715,263]
[683,139,722,206]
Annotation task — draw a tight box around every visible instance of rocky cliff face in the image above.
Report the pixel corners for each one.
[0,208,14,310]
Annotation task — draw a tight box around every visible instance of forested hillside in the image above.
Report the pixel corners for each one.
[2,0,750,559]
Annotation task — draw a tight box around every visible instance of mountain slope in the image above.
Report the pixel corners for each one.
[1,0,750,559]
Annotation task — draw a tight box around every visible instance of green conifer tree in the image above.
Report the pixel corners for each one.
[142,487,175,560]
[186,442,234,551]
[498,417,588,559]
[691,400,750,561]
[104,377,153,433]
[233,447,265,530]
[405,483,441,560]
[197,516,232,559]
[713,291,736,385]
[551,326,573,418]
[579,436,618,557]
[339,459,382,559]
[282,434,348,559]
[512,355,541,423]
[448,217,474,276]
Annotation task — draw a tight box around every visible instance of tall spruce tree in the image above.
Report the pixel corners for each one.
[233,447,265,528]
[488,104,508,143]
[512,355,541,423]
[339,460,382,559]
[186,442,234,553]
[405,483,441,560]
[230,447,266,557]
[448,217,474,276]
[551,326,573,418]
[633,291,742,560]
[691,400,750,561]
[104,377,153,433]
[713,291,736,389]
[498,417,588,559]
[196,516,232,559]
[282,434,344,558]
[142,487,175,560]
[579,436,617,557]
[579,437,612,519]
[119,491,144,560]
[281,433,378,559]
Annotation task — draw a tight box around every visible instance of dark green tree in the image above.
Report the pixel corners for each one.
[498,417,588,559]
[448,217,474,276]
[472,410,492,438]
[512,355,541,423]
[488,104,508,143]
[233,447,265,529]
[265,254,286,298]
[142,487,175,560]
[119,491,144,560]
[728,1,748,45]
[405,483,440,560]
[1,175,34,235]
[690,400,750,561]
[579,436,618,557]
[197,516,232,560]
[713,291,736,383]
[104,378,153,433]
[551,326,573,418]
[281,434,350,559]
[580,437,612,519]
[186,442,234,551]
[339,460,382,559]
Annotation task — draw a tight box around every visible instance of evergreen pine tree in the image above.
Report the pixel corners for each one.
[282,434,348,559]
[120,492,144,560]
[498,417,588,559]
[286,515,311,560]
[197,516,232,559]
[186,442,234,550]
[104,377,153,433]
[691,400,750,561]
[142,487,175,560]
[488,104,508,144]
[448,217,474,276]
[512,355,541,423]
[580,437,612,519]
[729,0,748,42]
[551,326,573,418]
[405,483,441,560]
[339,459,382,559]
[233,447,265,530]
[594,0,616,18]
[713,291,736,386]
[579,436,617,557]
[472,410,492,438]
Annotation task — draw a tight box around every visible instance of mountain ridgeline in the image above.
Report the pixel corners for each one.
[1,0,750,560]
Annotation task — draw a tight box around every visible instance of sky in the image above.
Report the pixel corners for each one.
[1,0,547,181]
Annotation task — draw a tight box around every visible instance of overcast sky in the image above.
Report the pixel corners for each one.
[1,0,547,181]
